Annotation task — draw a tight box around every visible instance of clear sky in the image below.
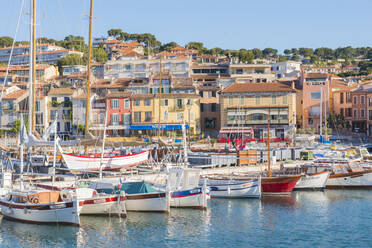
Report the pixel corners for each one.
[1,0,372,52]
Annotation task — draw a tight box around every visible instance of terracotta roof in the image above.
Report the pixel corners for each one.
[0,64,55,71]
[157,51,176,57]
[305,73,328,79]
[171,46,187,51]
[198,86,219,91]
[2,89,28,99]
[91,78,131,89]
[106,91,132,98]
[104,39,121,44]
[73,93,87,99]
[48,88,74,95]
[222,82,296,93]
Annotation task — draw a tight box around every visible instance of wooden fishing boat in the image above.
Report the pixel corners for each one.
[261,175,301,195]
[93,181,169,212]
[313,159,372,188]
[0,191,80,226]
[277,164,330,190]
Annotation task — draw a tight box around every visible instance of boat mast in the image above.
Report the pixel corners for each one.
[28,0,36,135]
[267,121,271,178]
[84,0,93,140]
[158,55,162,140]
[99,109,108,180]
[320,86,322,138]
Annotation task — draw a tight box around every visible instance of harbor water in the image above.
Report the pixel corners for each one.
[0,190,371,247]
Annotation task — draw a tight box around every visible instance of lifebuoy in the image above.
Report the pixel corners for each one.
[32,197,39,204]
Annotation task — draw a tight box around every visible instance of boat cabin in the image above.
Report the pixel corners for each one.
[8,191,64,204]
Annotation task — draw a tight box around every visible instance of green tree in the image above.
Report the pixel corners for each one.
[314,47,334,59]
[283,49,291,56]
[278,55,287,62]
[161,41,179,51]
[291,55,300,61]
[107,28,123,38]
[238,49,254,63]
[56,54,85,74]
[298,48,314,57]
[92,47,108,62]
[262,48,278,57]
[186,42,204,51]
[11,119,21,133]
[0,36,13,47]
[251,48,263,59]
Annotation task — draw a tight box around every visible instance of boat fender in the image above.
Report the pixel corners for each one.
[7,195,12,201]
[32,197,39,204]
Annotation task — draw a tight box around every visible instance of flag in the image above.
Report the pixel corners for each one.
[19,123,28,146]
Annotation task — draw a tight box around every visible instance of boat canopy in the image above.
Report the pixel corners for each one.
[118,181,160,194]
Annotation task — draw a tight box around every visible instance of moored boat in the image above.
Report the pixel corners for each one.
[204,178,261,198]
[0,191,80,226]
[261,175,301,195]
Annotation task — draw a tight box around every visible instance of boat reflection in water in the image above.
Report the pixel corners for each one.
[260,195,297,208]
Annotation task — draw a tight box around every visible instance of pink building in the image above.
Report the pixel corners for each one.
[302,73,330,131]
[105,92,132,136]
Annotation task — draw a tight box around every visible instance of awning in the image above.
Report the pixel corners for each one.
[130,124,189,130]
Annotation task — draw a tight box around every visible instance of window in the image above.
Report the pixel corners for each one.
[361,96,365,104]
[50,110,57,120]
[310,106,320,116]
[145,112,152,122]
[65,122,71,132]
[201,103,205,112]
[369,98,372,107]
[311,92,321,100]
[255,96,260,104]
[162,99,168,106]
[236,69,243,74]
[177,112,184,121]
[354,110,357,118]
[346,108,352,117]
[211,103,217,112]
[35,101,40,112]
[134,100,140,106]
[125,65,131,70]
[205,118,216,129]
[163,111,168,121]
[340,92,344,104]
[100,113,105,124]
[283,95,288,104]
[134,112,141,122]
[176,99,183,109]
[111,114,120,125]
[361,109,365,118]
[145,99,151,106]
[354,96,357,104]
[229,96,233,105]
[239,96,244,105]
[340,108,344,116]
[124,99,130,109]
[308,118,313,125]
[52,97,57,102]
[111,99,119,109]
[369,110,372,120]
[187,99,192,105]
[272,96,276,104]
[122,114,130,124]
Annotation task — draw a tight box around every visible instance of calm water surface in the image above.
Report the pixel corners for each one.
[0,190,371,248]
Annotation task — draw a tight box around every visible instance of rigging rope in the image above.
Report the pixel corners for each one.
[0,0,26,103]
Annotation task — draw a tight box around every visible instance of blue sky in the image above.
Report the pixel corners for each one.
[1,0,372,52]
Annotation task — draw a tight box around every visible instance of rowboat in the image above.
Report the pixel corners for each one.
[0,191,80,226]
[204,178,261,198]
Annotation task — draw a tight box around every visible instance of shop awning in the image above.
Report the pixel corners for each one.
[130,124,189,130]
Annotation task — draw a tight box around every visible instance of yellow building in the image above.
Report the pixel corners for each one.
[220,82,296,139]
[131,93,201,136]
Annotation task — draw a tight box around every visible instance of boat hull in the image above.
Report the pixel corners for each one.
[261,176,301,195]
[79,196,126,217]
[294,171,330,190]
[0,200,80,226]
[61,150,149,173]
[170,187,208,209]
[326,170,372,189]
[207,179,261,198]
[125,192,169,212]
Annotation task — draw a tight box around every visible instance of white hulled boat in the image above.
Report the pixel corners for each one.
[203,177,261,198]
[0,191,80,226]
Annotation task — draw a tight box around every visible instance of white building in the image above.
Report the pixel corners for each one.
[0,86,28,130]
[271,61,301,78]
[104,56,191,79]
[229,63,275,83]
[0,43,83,65]
[62,65,87,76]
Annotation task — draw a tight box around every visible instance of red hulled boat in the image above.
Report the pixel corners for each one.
[261,175,301,194]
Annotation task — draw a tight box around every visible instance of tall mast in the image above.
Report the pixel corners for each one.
[320,86,323,138]
[158,55,162,140]
[267,121,271,178]
[84,0,93,138]
[28,0,36,135]
[31,0,36,133]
